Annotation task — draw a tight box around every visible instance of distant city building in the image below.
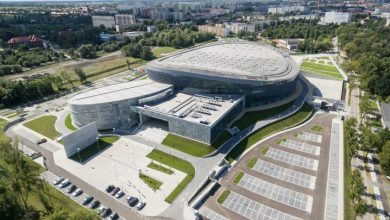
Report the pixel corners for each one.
[7,35,44,49]
[275,39,304,51]
[322,12,351,24]
[172,12,185,22]
[224,22,256,34]
[198,24,230,37]
[99,33,117,42]
[92,16,116,28]
[121,31,144,39]
[150,9,170,21]
[268,6,307,14]
[115,14,136,27]
[147,26,158,33]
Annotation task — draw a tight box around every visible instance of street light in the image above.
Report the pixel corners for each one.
[77,147,81,163]
[113,127,116,133]
[96,137,100,151]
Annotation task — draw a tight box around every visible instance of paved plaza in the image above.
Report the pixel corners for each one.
[200,113,338,220]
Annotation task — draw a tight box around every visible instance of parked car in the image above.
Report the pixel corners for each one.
[106,184,115,193]
[82,196,94,205]
[128,197,139,207]
[67,184,76,193]
[115,190,124,198]
[36,138,47,144]
[101,208,112,217]
[126,196,134,202]
[58,179,70,188]
[52,177,64,185]
[111,187,120,196]
[72,188,83,197]
[108,213,119,220]
[97,206,106,215]
[90,200,100,209]
[136,201,146,210]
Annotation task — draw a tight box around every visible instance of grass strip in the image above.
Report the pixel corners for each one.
[139,172,162,191]
[260,147,270,155]
[69,136,119,162]
[311,125,324,132]
[24,115,61,139]
[277,138,287,144]
[232,101,293,130]
[301,61,340,73]
[146,149,195,203]
[247,158,258,168]
[65,114,77,131]
[233,172,244,185]
[217,190,231,204]
[161,131,231,157]
[147,162,173,175]
[226,103,313,163]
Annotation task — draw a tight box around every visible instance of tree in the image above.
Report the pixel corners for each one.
[73,67,87,84]
[379,141,390,176]
[77,44,96,59]
[140,46,153,60]
[60,71,74,88]
[350,170,366,204]
[354,200,368,218]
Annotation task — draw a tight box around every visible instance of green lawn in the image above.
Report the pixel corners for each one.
[311,125,324,132]
[226,103,313,163]
[147,162,173,175]
[65,114,77,131]
[69,136,119,162]
[276,138,287,144]
[147,149,195,203]
[152,47,178,58]
[232,101,293,130]
[233,172,244,184]
[0,118,8,142]
[247,158,257,168]
[23,115,61,139]
[320,56,330,60]
[217,190,231,204]
[344,123,354,220]
[300,61,343,80]
[260,146,270,155]
[139,172,162,191]
[161,131,232,157]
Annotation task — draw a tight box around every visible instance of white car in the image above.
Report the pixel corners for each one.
[58,179,70,188]
[52,177,64,185]
[72,188,83,197]
[115,190,124,198]
[136,201,146,210]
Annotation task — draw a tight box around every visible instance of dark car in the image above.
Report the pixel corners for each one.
[67,184,76,193]
[108,213,119,220]
[111,187,120,196]
[83,196,93,205]
[106,185,115,193]
[36,138,47,144]
[128,197,139,207]
[101,208,112,217]
[90,200,100,209]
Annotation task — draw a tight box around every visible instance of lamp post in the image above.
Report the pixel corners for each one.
[96,137,100,151]
[113,127,116,133]
[77,148,81,163]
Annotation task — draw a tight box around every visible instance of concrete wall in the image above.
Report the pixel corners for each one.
[63,122,98,158]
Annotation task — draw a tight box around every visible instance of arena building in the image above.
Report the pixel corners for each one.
[145,41,299,97]
[69,41,301,144]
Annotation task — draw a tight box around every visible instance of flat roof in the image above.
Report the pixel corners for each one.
[142,93,243,126]
[380,102,390,127]
[149,41,298,81]
[68,79,172,105]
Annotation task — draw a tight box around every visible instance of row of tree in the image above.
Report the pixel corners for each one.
[0,137,99,219]
[261,20,335,53]
[0,46,65,75]
[338,19,390,99]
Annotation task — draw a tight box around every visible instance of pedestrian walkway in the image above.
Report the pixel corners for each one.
[324,119,343,220]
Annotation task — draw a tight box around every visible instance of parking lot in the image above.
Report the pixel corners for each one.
[201,113,336,220]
